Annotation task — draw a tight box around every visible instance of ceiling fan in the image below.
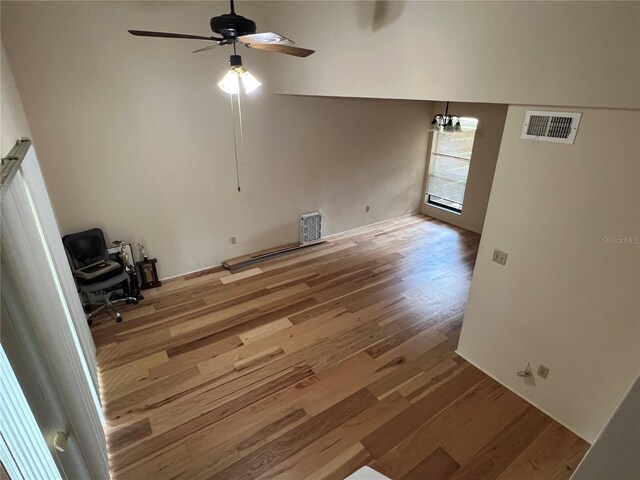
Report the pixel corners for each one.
[129,0,314,191]
[128,0,315,59]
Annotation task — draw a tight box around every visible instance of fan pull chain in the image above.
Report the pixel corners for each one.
[229,92,242,192]
[237,89,245,142]
[231,42,244,143]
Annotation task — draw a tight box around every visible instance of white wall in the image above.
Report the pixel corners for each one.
[266,1,640,109]
[421,102,507,234]
[1,44,31,156]
[458,106,640,442]
[1,1,431,279]
[572,376,640,479]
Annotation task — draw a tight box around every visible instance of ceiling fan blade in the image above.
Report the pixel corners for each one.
[192,44,219,54]
[245,43,315,58]
[238,32,295,45]
[128,30,220,41]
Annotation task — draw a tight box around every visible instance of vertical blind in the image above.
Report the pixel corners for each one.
[1,143,109,479]
[0,346,62,480]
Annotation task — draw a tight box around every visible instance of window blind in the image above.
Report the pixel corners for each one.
[1,144,109,478]
[426,118,478,208]
[0,346,62,480]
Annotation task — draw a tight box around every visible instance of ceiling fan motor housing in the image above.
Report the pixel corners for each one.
[210,14,257,40]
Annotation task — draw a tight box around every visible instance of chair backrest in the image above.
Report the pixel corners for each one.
[62,228,109,270]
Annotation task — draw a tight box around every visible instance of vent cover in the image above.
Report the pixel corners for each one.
[300,212,323,245]
[521,111,582,144]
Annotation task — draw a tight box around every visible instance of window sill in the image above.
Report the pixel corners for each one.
[424,201,463,216]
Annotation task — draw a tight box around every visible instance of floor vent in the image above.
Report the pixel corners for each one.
[521,111,582,144]
[300,212,323,245]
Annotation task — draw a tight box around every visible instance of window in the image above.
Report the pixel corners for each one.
[425,117,478,213]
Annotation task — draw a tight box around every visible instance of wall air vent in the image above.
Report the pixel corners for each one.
[521,111,582,144]
[300,212,323,245]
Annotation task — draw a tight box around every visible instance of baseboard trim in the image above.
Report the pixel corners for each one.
[322,211,423,240]
[455,348,592,444]
[159,264,223,282]
[159,212,424,282]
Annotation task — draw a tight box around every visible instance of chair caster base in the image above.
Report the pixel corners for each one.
[126,299,139,305]
[116,314,123,323]
[88,319,93,327]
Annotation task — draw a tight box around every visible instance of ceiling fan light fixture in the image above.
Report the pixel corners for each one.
[218,69,241,94]
[239,70,261,94]
[218,54,261,94]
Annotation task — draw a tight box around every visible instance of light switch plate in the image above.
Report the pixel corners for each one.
[492,249,508,265]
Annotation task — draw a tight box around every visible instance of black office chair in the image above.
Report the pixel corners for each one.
[62,228,138,325]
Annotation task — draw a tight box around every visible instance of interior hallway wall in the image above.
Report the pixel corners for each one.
[458,105,640,442]
[266,1,640,109]
[572,376,640,479]
[2,1,431,279]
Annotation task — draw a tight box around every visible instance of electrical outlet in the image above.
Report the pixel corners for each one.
[537,364,550,379]
[365,205,370,212]
[492,249,508,265]
[230,236,237,245]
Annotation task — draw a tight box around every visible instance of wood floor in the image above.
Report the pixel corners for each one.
[92,215,589,480]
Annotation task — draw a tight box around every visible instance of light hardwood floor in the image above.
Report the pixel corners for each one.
[92,214,589,480]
